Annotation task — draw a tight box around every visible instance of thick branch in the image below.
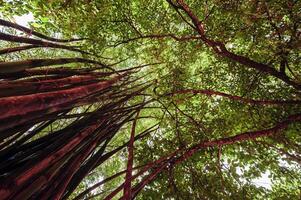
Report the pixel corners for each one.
[0,19,85,43]
[129,113,301,197]
[111,34,201,47]
[0,57,107,74]
[0,74,123,120]
[172,0,301,89]
[123,110,140,199]
[0,32,88,54]
[0,45,39,55]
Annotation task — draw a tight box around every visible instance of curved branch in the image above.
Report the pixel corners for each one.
[0,44,80,55]
[0,57,108,74]
[0,19,85,43]
[0,45,39,55]
[123,110,140,199]
[130,113,301,197]
[171,0,301,89]
[111,34,201,47]
[0,74,124,120]
[0,32,88,55]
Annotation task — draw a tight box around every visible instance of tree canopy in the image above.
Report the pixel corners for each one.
[0,0,300,199]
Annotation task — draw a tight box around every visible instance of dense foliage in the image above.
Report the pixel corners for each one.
[0,0,300,199]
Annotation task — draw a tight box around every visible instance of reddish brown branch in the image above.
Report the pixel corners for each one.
[174,113,301,165]
[0,19,85,43]
[0,74,123,120]
[0,32,88,55]
[123,110,140,199]
[111,34,201,47]
[0,122,101,199]
[0,75,99,97]
[128,113,301,197]
[73,124,158,200]
[0,57,107,74]
[0,45,39,55]
[103,149,182,200]
[171,0,301,89]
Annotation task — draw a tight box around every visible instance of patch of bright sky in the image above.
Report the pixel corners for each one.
[236,167,272,190]
[14,13,34,26]
[223,160,272,190]
[252,171,272,189]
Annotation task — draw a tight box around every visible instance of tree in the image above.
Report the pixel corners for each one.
[0,0,300,199]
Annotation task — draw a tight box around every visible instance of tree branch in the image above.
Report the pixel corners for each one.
[123,110,140,199]
[172,0,301,89]
[111,34,201,47]
[0,19,85,43]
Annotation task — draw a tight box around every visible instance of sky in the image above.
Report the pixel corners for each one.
[14,13,34,26]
